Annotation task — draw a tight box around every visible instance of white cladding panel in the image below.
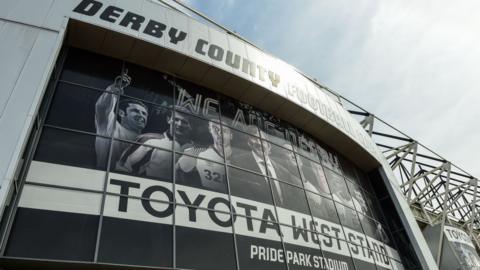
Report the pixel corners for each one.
[0,19,64,212]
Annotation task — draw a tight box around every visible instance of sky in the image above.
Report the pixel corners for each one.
[178,0,480,177]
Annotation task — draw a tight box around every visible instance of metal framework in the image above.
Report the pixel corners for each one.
[340,97,480,258]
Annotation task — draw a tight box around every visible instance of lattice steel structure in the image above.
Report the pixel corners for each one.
[341,98,480,256]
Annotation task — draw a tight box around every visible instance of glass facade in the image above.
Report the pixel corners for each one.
[3,48,407,269]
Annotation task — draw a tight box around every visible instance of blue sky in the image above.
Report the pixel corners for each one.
[178,0,480,177]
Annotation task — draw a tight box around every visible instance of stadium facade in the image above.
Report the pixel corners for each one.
[0,0,442,269]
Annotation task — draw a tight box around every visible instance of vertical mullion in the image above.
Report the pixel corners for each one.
[93,61,126,262]
[260,137,290,270]
[172,78,177,269]
[218,98,241,270]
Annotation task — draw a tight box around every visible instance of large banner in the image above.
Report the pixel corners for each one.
[4,47,401,270]
[444,226,480,270]
[18,161,399,270]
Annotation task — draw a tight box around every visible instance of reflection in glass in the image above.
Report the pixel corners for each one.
[298,155,330,196]
[267,142,302,186]
[226,127,266,175]
[228,166,273,204]
[114,141,172,182]
[325,169,354,208]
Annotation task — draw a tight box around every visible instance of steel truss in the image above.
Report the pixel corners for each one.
[341,97,480,259]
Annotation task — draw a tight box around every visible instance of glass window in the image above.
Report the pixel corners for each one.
[45,83,103,134]
[176,155,227,193]
[319,239,356,270]
[113,96,168,141]
[282,237,324,270]
[266,142,302,187]
[352,254,378,270]
[171,111,211,153]
[105,175,172,204]
[346,181,371,215]
[235,218,287,270]
[174,78,220,121]
[6,186,100,261]
[60,48,123,89]
[21,47,408,270]
[98,215,173,267]
[294,132,320,162]
[359,214,391,245]
[339,156,359,183]
[176,208,236,270]
[112,140,172,182]
[298,155,330,196]
[272,180,309,215]
[176,117,225,163]
[357,170,375,194]
[317,144,342,174]
[220,97,262,135]
[228,166,273,204]
[122,62,173,107]
[325,169,355,208]
[226,128,266,175]
[336,202,363,232]
[34,127,107,170]
[307,192,339,224]
[260,114,296,150]
[364,193,386,224]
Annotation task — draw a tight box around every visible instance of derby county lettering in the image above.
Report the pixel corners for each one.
[72,0,281,89]
[73,0,187,44]
[195,39,280,87]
